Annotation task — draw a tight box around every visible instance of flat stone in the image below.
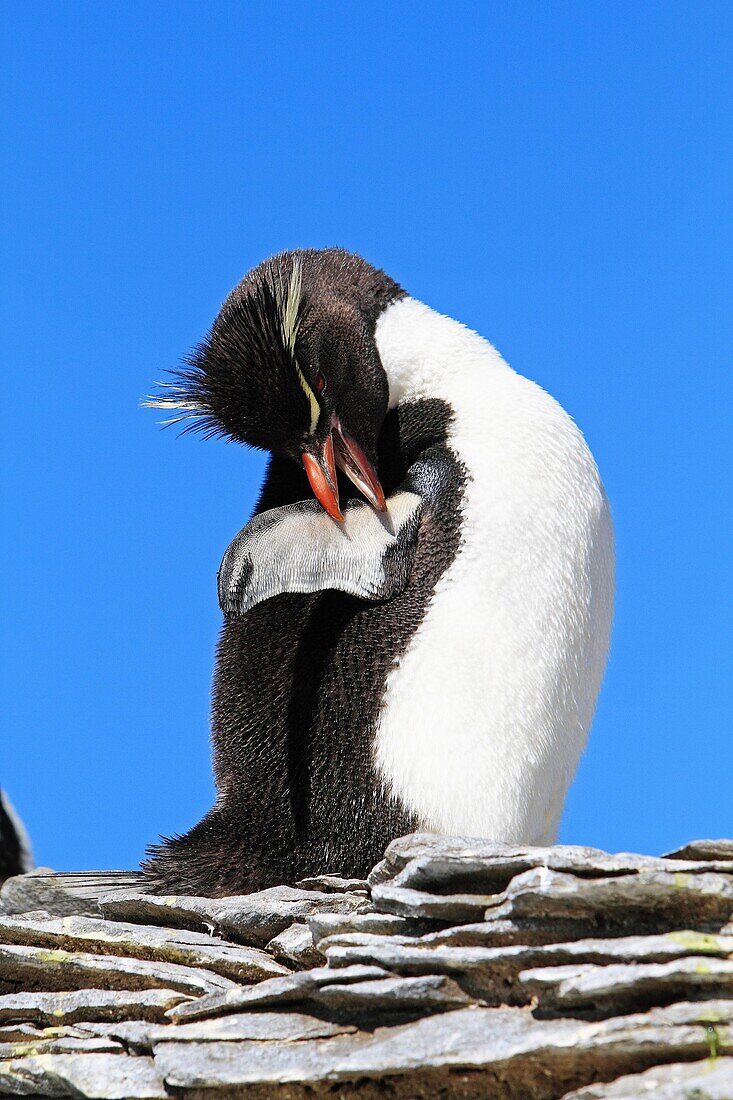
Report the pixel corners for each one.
[371,835,733,894]
[267,923,322,970]
[294,876,369,894]
[0,943,238,998]
[0,1034,122,1057]
[322,930,733,1004]
[308,911,423,944]
[79,1012,356,1050]
[152,999,733,1093]
[0,988,192,1025]
[99,885,371,947]
[520,956,733,1015]
[0,1052,167,1097]
[0,871,101,918]
[0,913,289,982]
[491,866,733,930]
[310,974,474,1016]
[167,965,393,1022]
[370,883,498,922]
[663,839,733,862]
[562,1056,733,1098]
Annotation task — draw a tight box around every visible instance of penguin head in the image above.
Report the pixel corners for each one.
[146,249,399,521]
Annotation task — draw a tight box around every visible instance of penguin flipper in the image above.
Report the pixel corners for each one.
[218,490,423,617]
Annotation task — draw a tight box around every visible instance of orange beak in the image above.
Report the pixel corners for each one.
[302,415,387,522]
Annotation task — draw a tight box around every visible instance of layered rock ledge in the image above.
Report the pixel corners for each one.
[0,834,732,1098]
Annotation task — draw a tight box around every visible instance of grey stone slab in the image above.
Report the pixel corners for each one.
[153,999,733,1092]
[322,930,733,1003]
[0,988,192,1025]
[0,871,101,918]
[0,1052,167,1097]
[663,839,733,862]
[520,956,733,1015]
[308,911,423,944]
[267,923,322,970]
[98,885,371,947]
[0,1034,122,1057]
[310,974,474,1016]
[372,835,733,895]
[167,964,393,1022]
[370,883,498,922]
[294,875,369,894]
[562,1056,733,1098]
[0,913,289,982]
[491,866,733,929]
[0,943,238,997]
[80,1012,356,1050]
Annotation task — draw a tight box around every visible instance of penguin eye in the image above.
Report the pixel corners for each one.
[314,371,327,395]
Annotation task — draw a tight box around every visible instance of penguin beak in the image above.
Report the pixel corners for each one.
[331,414,387,513]
[302,433,344,523]
[302,415,387,523]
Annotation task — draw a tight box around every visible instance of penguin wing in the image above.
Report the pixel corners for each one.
[218,490,423,617]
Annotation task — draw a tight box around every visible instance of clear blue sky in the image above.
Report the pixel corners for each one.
[3,3,730,871]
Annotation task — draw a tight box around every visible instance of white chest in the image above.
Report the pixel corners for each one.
[372,297,614,844]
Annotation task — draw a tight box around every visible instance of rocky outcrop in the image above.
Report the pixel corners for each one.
[0,834,731,1097]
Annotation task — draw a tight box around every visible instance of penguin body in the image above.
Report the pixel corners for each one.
[0,790,34,884]
[143,250,614,896]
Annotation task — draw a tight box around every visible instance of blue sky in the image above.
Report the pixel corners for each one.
[3,2,730,871]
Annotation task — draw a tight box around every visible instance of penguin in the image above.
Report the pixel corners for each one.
[0,790,34,884]
[141,247,614,897]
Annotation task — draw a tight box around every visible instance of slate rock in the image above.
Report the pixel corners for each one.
[79,1012,356,1051]
[294,875,369,894]
[308,911,424,943]
[0,913,289,982]
[152,999,733,1094]
[0,988,192,1025]
[309,974,474,1017]
[520,956,733,1016]
[562,1056,733,1098]
[664,839,733,862]
[322,930,733,1005]
[0,871,101,918]
[167,964,393,1021]
[0,1052,166,1098]
[0,943,237,998]
[99,885,371,947]
[267,923,322,970]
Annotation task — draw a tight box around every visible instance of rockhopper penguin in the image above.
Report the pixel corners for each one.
[144,248,614,896]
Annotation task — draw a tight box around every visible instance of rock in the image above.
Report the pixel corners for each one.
[0,1034,122,1057]
[308,911,424,943]
[294,875,369,894]
[309,974,474,1016]
[3,834,733,1097]
[167,964,394,1022]
[321,930,733,1003]
[78,1012,356,1050]
[267,923,322,970]
[520,956,733,1016]
[370,883,498,922]
[663,839,733,861]
[0,913,289,982]
[0,871,101,918]
[0,1051,167,1097]
[98,885,371,946]
[562,1056,733,1098]
[0,943,238,998]
[152,999,733,1094]
[0,989,192,1025]
[490,866,733,931]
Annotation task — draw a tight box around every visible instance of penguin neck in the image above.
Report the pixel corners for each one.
[374,295,514,413]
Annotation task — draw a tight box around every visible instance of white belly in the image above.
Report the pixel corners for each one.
[373,298,615,844]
